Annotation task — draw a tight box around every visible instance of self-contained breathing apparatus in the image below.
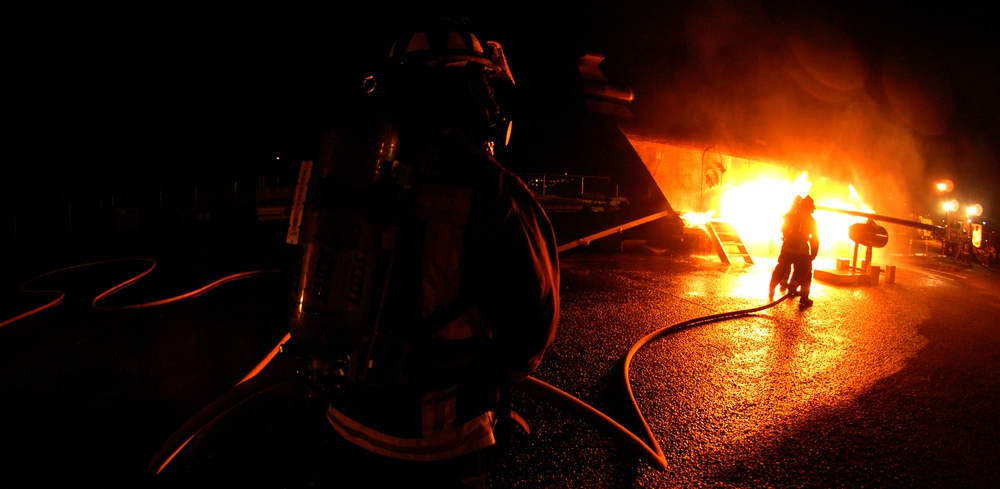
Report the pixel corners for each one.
[287,109,488,390]
[285,109,405,388]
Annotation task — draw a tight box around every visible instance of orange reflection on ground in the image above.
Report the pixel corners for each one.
[686,264,927,444]
[797,324,850,380]
[731,323,773,379]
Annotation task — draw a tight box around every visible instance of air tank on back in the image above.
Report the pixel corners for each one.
[287,108,400,367]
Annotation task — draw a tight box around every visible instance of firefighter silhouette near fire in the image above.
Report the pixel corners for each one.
[769,195,802,300]
[769,195,819,309]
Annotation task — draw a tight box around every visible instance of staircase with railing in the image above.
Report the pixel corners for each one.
[704,220,754,265]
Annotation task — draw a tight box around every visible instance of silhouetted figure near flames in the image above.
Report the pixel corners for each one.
[770,195,819,309]
[788,196,819,308]
[769,195,802,300]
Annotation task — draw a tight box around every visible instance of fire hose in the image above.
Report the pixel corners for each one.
[1,257,794,473]
[515,291,793,470]
[0,258,278,329]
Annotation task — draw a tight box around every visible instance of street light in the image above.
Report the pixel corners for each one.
[935,180,955,229]
[943,200,960,253]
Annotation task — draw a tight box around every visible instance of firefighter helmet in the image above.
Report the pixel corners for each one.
[801,195,816,213]
[364,17,515,152]
[384,17,514,85]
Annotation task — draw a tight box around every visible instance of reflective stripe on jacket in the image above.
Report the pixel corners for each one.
[327,394,496,461]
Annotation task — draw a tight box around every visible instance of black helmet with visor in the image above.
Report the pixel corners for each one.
[364,17,515,152]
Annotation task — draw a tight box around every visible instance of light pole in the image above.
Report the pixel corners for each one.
[943,199,959,255]
[936,180,953,222]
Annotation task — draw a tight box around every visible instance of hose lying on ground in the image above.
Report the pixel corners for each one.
[0,258,278,329]
[516,292,793,470]
[2,258,794,473]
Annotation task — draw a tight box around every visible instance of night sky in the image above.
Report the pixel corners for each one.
[8,1,999,228]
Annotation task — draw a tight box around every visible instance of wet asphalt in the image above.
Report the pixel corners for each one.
[2,222,998,488]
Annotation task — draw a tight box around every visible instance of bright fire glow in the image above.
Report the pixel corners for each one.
[701,171,875,266]
[681,210,715,228]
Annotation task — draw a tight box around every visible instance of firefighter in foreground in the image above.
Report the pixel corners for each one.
[286,17,560,488]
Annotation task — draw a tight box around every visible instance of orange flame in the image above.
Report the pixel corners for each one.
[708,171,874,268]
[680,210,715,228]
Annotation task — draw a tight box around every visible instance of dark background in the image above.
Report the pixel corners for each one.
[7,1,999,246]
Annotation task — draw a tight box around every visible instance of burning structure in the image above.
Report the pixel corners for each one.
[622,133,893,270]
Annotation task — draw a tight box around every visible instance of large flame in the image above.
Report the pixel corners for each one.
[688,171,876,268]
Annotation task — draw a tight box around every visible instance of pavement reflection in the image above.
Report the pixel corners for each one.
[489,247,999,487]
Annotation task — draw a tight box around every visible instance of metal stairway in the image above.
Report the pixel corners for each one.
[704,220,754,265]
